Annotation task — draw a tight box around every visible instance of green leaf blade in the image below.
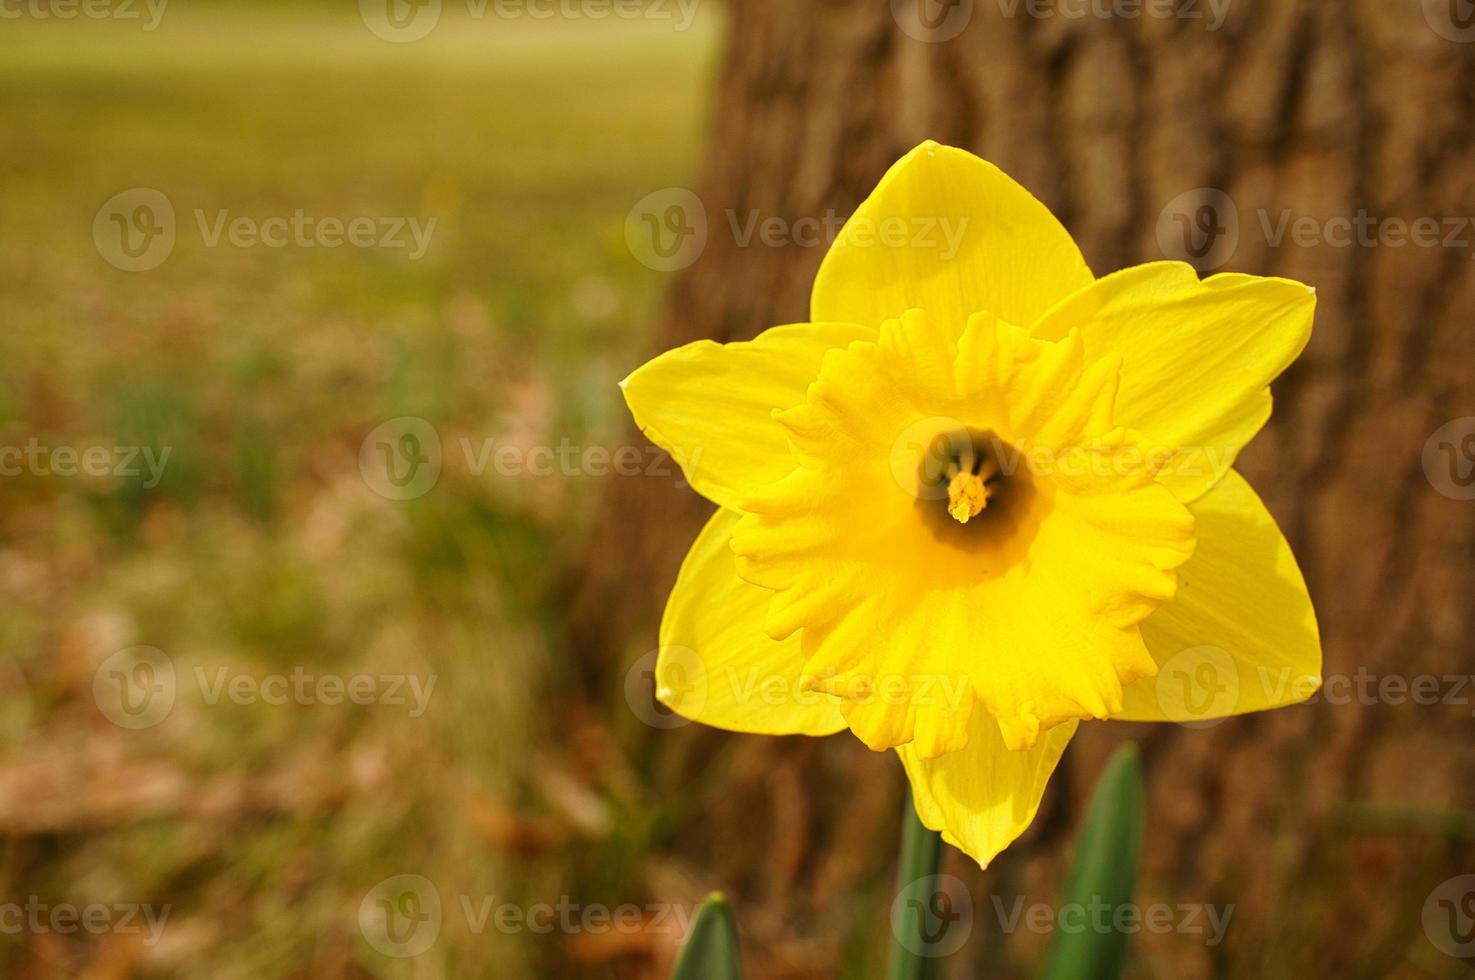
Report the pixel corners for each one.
[672,892,742,980]
[1042,743,1147,980]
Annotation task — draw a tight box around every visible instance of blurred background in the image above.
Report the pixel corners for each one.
[2,0,1473,978]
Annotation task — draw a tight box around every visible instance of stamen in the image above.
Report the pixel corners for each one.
[947,471,991,524]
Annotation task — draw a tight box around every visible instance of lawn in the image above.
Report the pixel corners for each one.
[0,5,719,976]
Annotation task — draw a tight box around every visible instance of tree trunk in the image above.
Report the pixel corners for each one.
[571,2,1475,976]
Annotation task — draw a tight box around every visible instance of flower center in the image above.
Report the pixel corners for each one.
[945,456,999,524]
[905,426,1040,559]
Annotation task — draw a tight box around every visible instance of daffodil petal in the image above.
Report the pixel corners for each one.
[1116,469,1322,722]
[1030,261,1316,501]
[811,141,1093,331]
[898,714,1077,869]
[621,321,873,510]
[657,508,847,736]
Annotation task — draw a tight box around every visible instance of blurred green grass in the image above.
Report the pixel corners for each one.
[0,5,718,977]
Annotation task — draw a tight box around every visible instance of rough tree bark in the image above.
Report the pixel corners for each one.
[571,2,1475,977]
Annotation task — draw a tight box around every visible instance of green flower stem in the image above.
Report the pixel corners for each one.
[886,790,946,980]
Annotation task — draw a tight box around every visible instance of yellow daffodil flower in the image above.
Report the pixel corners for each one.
[621,141,1322,867]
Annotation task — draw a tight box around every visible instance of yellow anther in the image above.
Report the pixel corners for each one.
[947,471,990,524]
